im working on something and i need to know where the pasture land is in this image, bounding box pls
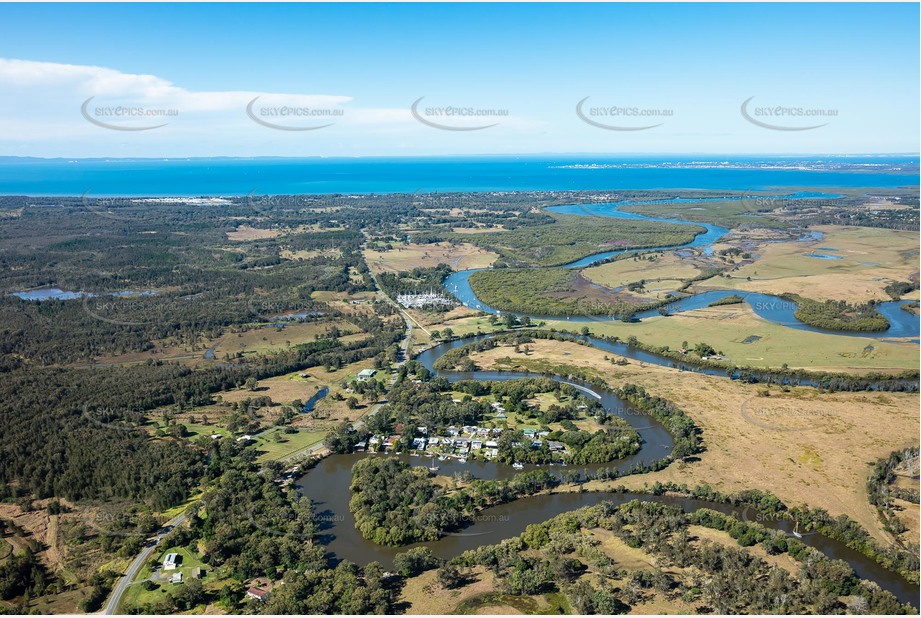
[466,338,919,543]
[365,242,498,274]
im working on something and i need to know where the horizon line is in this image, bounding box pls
[1,153,919,162]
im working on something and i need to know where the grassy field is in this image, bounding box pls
[120,545,218,613]
[399,566,500,615]
[702,225,920,303]
[544,302,918,373]
[583,252,703,290]
[188,357,390,439]
[465,338,920,543]
[209,320,363,360]
[451,213,706,267]
[618,198,787,228]
[412,309,506,337]
[249,427,326,462]
[365,242,498,274]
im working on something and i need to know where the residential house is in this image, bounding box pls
[163,553,181,571]
[246,587,269,602]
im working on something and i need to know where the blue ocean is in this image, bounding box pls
[0,155,917,196]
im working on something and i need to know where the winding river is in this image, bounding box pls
[294,196,919,605]
[296,336,920,605]
[442,199,920,340]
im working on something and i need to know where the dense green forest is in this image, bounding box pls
[0,317,401,506]
[349,457,563,546]
[786,294,890,332]
[111,451,397,614]
[707,294,744,307]
[450,213,705,267]
[467,266,722,320]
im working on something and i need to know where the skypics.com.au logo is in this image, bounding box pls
[576,96,672,131]
[740,96,837,131]
[411,97,508,131]
[81,97,178,131]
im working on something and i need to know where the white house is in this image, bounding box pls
[357,369,377,382]
[163,553,180,570]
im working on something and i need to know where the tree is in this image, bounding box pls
[346,397,360,410]
[393,547,440,577]
[169,579,206,611]
[436,563,466,589]
[245,377,259,391]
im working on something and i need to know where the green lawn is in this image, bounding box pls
[121,546,212,613]
[250,427,326,461]
[544,307,920,372]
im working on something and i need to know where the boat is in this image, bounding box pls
[428,457,439,472]
[792,521,803,538]
[512,462,524,470]
[437,455,447,462]
[458,457,467,463]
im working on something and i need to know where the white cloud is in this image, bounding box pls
[0,58,551,155]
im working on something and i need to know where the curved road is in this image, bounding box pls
[103,513,187,615]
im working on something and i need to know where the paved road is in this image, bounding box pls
[369,271,431,362]
[108,266,412,614]
[103,513,187,615]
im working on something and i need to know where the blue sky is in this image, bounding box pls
[0,2,917,157]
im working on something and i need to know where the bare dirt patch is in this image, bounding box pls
[0,500,66,574]
[225,225,282,241]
